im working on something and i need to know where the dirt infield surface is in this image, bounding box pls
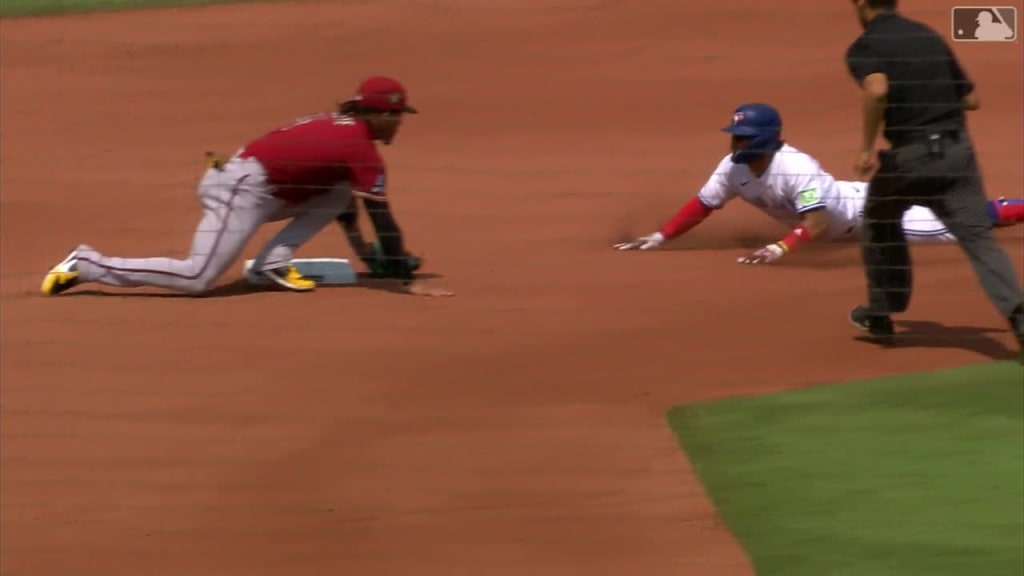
[1,1,1020,574]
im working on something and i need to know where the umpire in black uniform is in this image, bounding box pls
[843,0,1024,355]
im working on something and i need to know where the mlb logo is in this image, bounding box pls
[951,6,1017,42]
[732,112,744,124]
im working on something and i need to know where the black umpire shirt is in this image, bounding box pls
[845,11,974,147]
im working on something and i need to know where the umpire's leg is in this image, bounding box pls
[861,163,914,316]
[925,140,1024,321]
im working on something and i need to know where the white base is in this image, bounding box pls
[243,258,358,286]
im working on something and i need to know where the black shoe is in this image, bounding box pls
[849,305,895,339]
[1009,305,1024,356]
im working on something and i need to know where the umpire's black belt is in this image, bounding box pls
[890,129,963,149]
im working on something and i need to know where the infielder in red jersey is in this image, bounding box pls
[41,76,452,298]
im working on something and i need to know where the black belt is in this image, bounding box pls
[890,129,963,149]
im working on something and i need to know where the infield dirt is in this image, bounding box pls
[2,1,1021,574]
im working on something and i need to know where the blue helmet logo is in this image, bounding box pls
[721,103,784,165]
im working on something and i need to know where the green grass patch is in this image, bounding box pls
[0,0,278,18]
[668,361,1024,576]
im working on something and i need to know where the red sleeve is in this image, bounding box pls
[659,197,715,239]
[349,141,387,201]
[777,224,813,253]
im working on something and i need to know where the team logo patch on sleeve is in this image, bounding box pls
[372,173,387,195]
[798,187,821,205]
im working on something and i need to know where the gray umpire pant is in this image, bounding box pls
[861,130,1023,319]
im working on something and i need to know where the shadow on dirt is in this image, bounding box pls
[58,273,445,299]
[631,227,1022,271]
[855,320,1020,361]
[656,233,864,270]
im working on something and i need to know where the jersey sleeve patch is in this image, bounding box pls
[353,171,387,201]
[348,139,387,201]
[796,187,825,212]
[371,173,386,195]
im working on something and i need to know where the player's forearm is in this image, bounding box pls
[961,91,980,111]
[659,197,714,239]
[772,224,813,256]
[363,200,408,261]
[860,91,886,151]
[775,211,827,254]
[801,210,830,239]
[336,207,372,255]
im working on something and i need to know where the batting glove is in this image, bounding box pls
[737,242,786,265]
[614,232,665,251]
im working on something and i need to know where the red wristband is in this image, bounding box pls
[660,197,714,239]
[778,224,813,253]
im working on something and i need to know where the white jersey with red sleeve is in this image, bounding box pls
[696,144,862,240]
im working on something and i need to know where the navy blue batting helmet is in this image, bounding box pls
[720,103,784,165]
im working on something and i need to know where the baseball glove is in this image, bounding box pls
[360,241,423,278]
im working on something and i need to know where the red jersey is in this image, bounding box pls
[239,112,387,204]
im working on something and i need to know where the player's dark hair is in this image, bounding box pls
[337,101,361,115]
[337,101,401,117]
[865,0,896,9]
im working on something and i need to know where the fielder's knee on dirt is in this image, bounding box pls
[180,274,219,296]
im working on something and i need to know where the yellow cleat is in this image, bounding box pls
[40,249,81,296]
[260,265,316,292]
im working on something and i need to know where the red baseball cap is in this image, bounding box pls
[347,76,418,113]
